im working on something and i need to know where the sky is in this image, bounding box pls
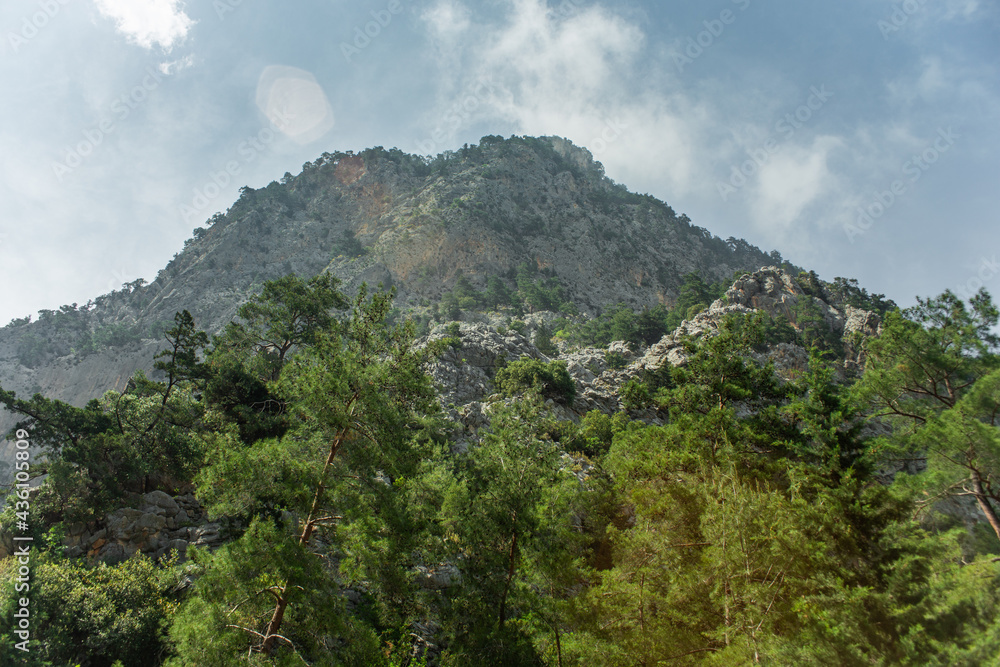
[0,0,998,323]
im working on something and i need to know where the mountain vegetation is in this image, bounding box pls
[0,137,789,428]
[0,136,997,665]
[1,265,999,665]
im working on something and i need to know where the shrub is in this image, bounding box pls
[494,358,575,405]
[535,324,557,356]
[0,553,176,666]
[604,350,628,370]
[620,378,652,409]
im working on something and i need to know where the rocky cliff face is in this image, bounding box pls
[0,489,221,562]
[0,136,792,470]
[421,267,881,441]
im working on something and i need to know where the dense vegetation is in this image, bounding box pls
[1,272,998,666]
[5,280,171,368]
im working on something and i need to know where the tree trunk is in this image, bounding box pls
[261,430,346,654]
[498,527,519,627]
[971,470,1000,542]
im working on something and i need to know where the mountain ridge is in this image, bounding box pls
[0,134,803,468]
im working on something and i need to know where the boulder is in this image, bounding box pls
[144,490,180,516]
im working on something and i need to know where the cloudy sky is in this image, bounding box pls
[1,0,997,323]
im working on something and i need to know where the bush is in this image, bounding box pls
[494,358,575,405]
[558,410,629,458]
[440,336,463,350]
[0,553,176,666]
[535,324,557,356]
[620,378,652,409]
[605,350,628,370]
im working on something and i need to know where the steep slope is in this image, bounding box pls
[424,267,883,438]
[0,135,792,470]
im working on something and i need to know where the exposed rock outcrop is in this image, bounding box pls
[55,491,219,563]
[420,267,881,438]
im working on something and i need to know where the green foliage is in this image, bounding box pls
[334,228,367,258]
[660,313,792,421]
[88,322,143,349]
[9,268,1000,667]
[434,399,590,665]
[860,289,1000,425]
[177,283,440,662]
[620,378,653,410]
[1,311,208,518]
[827,276,897,316]
[228,272,347,371]
[794,294,844,358]
[563,334,1000,666]
[433,267,576,318]
[557,410,629,458]
[756,311,799,349]
[167,521,388,666]
[554,273,731,350]
[782,350,870,478]
[494,357,575,405]
[482,276,515,309]
[16,331,48,367]
[515,264,569,312]
[0,552,177,666]
[201,273,347,444]
[604,349,628,370]
[534,323,558,356]
[857,289,1000,544]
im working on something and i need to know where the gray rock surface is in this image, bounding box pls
[0,138,785,480]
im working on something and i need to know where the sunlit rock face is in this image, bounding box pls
[0,136,796,477]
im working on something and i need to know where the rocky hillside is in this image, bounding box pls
[0,135,793,462]
[421,267,882,440]
[0,266,885,561]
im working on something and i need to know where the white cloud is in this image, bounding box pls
[413,0,716,193]
[159,53,196,75]
[422,0,472,42]
[749,136,843,231]
[93,0,194,50]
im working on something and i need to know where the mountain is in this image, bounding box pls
[8,137,1000,667]
[0,135,792,458]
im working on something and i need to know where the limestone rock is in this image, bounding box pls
[414,564,462,590]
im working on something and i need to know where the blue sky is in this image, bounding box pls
[1,0,997,323]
